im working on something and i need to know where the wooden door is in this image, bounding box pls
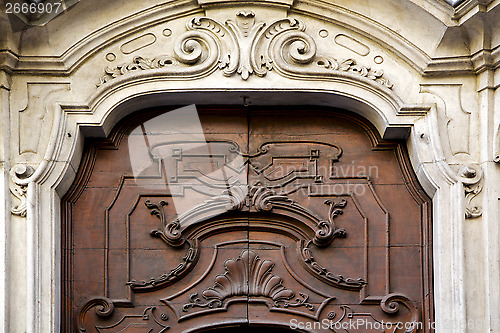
[63,107,433,332]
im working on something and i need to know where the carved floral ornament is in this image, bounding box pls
[97,11,393,88]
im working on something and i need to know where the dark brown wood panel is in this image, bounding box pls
[62,107,433,332]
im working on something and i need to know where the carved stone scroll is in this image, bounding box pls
[459,165,483,219]
[9,164,34,217]
[97,12,393,87]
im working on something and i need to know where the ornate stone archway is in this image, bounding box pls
[2,1,499,332]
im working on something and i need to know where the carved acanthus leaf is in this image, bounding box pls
[9,164,34,217]
[250,186,293,212]
[182,250,314,312]
[314,199,348,246]
[459,165,483,219]
[145,199,185,247]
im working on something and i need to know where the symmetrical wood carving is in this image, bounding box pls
[182,250,314,312]
[299,240,367,290]
[97,11,393,88]
[65,109,432,332]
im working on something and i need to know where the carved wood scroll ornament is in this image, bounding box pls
[9,164,34,217]
[77,299,169,333]
[97,11,393,88]
[141,186,348,249]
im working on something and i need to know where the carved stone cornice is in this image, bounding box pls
[452,0,498,23]
[97,11,393,88]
